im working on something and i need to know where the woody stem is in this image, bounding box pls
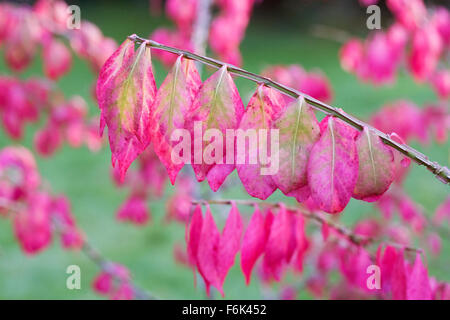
[191,198,423,255]
[128,34,450,185]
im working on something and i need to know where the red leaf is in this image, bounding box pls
[262,204,296,281]
[196,205,221,296]
[216,202,243,291]
[186,205,203,274]
[407,254,432,300]
[293,213,309,272]
[392,250,407,300]
[240,205,266,285]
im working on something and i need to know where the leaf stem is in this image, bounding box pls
[128,34,450,185]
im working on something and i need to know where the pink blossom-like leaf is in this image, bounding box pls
[272,97,320,201]
[42,38,72,80]
[216,202,243,292]
[307,116,359,213]
[193,203,243,296]
[407,254,432,300]
[13,192,52,255]
[196,205,221,296]
[262,204,296,281]
[240,205,266,285]
[187,66,244,191]
[433,196,450,225]
[293,213,309,272]
[96,39,156,181]
[392,250,407,300]
[151,56,201,184]
[389,132,411,183]
[236,85,284,200]
[186,204,203,274]
[353,127,395,201]
[116,194,150,225]
[376,245,399,294]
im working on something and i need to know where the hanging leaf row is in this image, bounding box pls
[97,39,401,214]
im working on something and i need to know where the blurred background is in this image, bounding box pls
[0,0,448,299]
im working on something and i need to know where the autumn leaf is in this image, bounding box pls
[262,204,296,281]
[272,97,320,202]
[307,116,359,213]
[151,56,201,184]
[353,127,395,201]
[96,39,157,181]
[237,85,285,200]
[187,66,244,191]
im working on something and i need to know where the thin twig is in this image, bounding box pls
[310,24,352,43]
[191,0,214,74]
[128,34,450,185]
[191,198,423,255]
[0,198,156,300]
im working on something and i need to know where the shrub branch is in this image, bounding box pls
[191,198,423,255]
[128,34,450,185]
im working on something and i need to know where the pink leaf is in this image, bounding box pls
[407,254,432,300]
[13,192,52,255]
[262,204,296,281]
[96,39,157,181]
[307,116,359,213]
[433,196,450,226]
[216,202,243,291]
[293,213,309,272]
[353,127,395,201]
[196,205,221,296]
[186,204,203,274]
[272,97,320,201]
[151,56,201,184]
[236,85,284,199]
[240,205,267,285]
[116,194,150,225]
[42,38,72,80]
[187,66,244,191]
[391,250,407,300]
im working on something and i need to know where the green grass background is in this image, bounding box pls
[0,0,448,299]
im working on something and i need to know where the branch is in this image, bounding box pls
[128,34,450,185]
[191,199,423,255]
[191,0,214,74]
[0,198,156,300]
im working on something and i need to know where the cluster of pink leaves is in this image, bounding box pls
[98,40,409,214]
[92,263,135,300]
[0,147,84,254]
[112,148,168,226]
[178,200,450,299]
[370,100,449,146]
[183,202,308,296]
[306,241,450,299]
[341,0,450,99]
[0,146,139,300]
[262,64,333,104]
[0,1,117,78]
[0,76,102,156]
[151,0,257,66]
